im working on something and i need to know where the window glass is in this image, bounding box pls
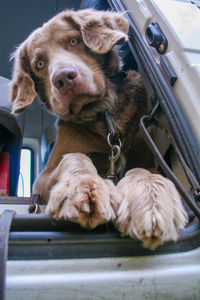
[17,148,32,197]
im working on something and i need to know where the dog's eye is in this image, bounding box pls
[37,60,45,69]
[69,38,78,46]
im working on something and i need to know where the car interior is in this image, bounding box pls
[0,0,200,262]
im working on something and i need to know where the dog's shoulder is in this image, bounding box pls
[111,70,148,134]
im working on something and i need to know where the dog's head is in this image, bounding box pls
[10,9,129,122]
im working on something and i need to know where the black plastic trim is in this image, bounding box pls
[160,55,178,86]
[146,22,168,54]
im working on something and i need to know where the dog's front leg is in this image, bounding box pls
[32,167,56,203]
[32,142,64,203]
[33,121,109,204]
[115,168,188,249]
[45,153,121,229]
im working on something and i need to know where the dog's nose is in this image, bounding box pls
[52,67,78,93]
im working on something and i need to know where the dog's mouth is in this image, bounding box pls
[50,82,106,119]
[50,91,104,120]
[69,100,99,117]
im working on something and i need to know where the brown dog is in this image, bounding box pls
[10,9,187,249]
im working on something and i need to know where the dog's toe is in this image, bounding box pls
[45,181,70,219]
[72,176,116,229]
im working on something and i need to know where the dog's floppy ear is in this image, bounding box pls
[10,43,36,114]
[65,9,129,53]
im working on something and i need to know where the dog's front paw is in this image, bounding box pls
[116,169,188,250]
[46,174,119,229]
